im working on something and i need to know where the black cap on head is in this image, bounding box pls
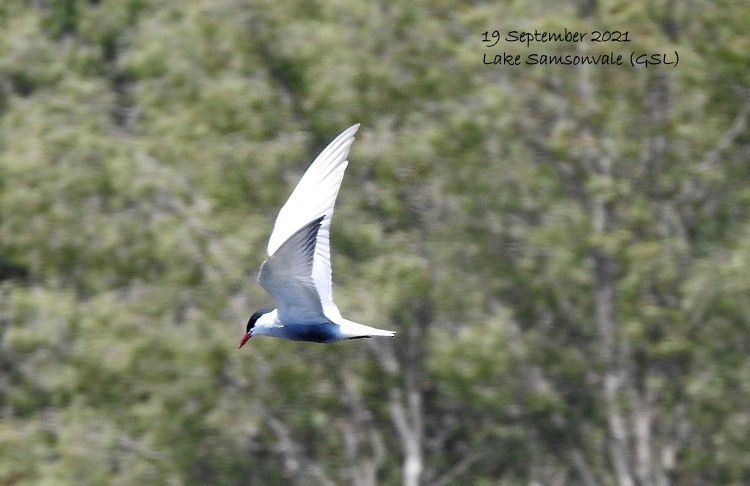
[246,308,274,333]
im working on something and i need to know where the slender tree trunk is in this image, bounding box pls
[336,370,386,486]
[388,292,430,486]
[591,223,634,486]
[575,53,637,485]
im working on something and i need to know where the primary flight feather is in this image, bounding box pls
[239,124,396,347]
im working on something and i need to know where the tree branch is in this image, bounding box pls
[698,94,750,171]
[265,415,337,486]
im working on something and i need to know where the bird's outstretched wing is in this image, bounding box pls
[259,216,327,322]
[263,124,359,321]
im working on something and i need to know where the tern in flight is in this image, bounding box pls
[239,124,395,347]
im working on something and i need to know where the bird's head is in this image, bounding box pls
[238,308,274,348]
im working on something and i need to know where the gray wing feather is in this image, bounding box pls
[258,216,326,322]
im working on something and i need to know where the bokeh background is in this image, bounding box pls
[1,1,749,485]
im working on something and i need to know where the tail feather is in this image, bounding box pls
[338,319,396,339]
[366,328,396,337]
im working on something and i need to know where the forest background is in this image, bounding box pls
[1,1,749,485]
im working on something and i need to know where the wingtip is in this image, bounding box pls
[345,123,360,136]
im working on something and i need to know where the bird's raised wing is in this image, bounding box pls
[258,216,326,322]
[264,124,359,320]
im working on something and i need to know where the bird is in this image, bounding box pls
[238,124,396,347]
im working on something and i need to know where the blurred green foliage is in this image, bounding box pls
[1,0,749,484]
